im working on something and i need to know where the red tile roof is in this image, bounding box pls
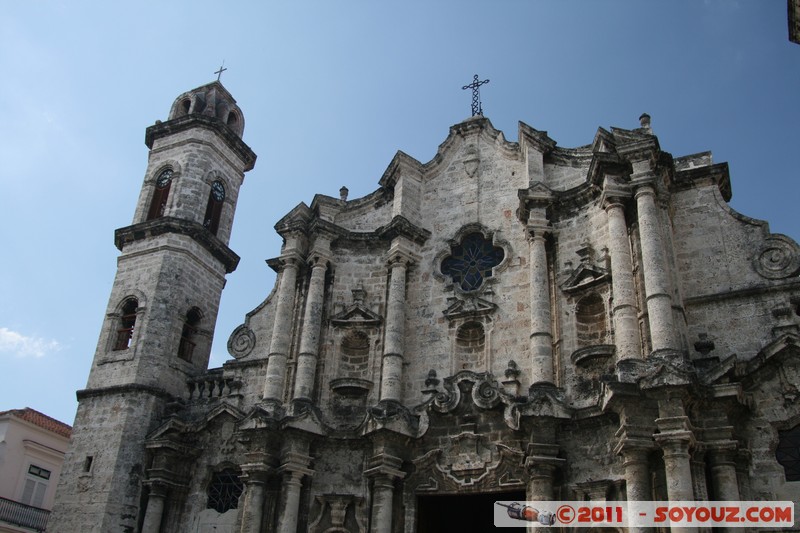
[0,408,72,439]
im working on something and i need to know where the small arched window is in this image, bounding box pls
[113,298,138,351]
[203,180,225,235]
[146,169,173,221]
[181,98,191,115]
[207,468,243,513]
[177,308,202,362]
[226,112,238,127]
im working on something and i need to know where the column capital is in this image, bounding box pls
[526,224,552,241]
[705,440,738,466]
[631,172,658,197]
[387,248,417,267]
[143,479,170,498]
[266,252,305,272]
[654,430,695,457]
[307,253,332,269]
[240,462,273,485]
[600,175,632,210]
[364,453,406,481]
[524,443,565,477]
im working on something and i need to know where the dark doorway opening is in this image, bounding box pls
[416,490,526,533]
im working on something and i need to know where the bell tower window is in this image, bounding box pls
[177,307,202,362]
[113,298,138,351]
[146,169,173,221]
[203,180,225,235]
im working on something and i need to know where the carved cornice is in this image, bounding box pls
[673,162,731,202]
[145,114,257,171]
[115,217,240,273]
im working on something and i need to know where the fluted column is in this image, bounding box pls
[141,482,168,533]
[239,465,271,533]
[634,182,677,353]
[603,198,642,360]
[528,230,554,383]
[364,454,405,533]
[263,256,301,402]
[379,253,410,403]
[293,255,329,403]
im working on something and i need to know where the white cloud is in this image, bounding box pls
[0,327,61,358]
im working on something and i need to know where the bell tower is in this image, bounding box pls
[51,82,256,533]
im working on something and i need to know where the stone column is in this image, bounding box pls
[524,443,564,501]
[633,181,677,354]
[275,453,313,533]
[379,252,411,403]
[141,482,168,533]
[528,229,554,384]
[364,454,405,533]
[263,256,301,402]
[239,466,271,533]
[293,255,329,403]
[655,417,696,533]
[603,196,642,360]
[708,444,740,501]
[621,447,652,533]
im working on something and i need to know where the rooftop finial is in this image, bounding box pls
[639,113,651,131]
[339,186,349,201]
[462,74,490,117]
[214,60,227,82]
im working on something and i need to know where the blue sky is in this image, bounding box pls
[1,1,798,426]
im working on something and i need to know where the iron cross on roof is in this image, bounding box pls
[214,61,227,81]
[462,74,490,116]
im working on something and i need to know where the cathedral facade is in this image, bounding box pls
[51,82,800,532]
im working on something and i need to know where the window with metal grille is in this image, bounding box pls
[113,298,138,351]
[776,424,800,481]
[206,469,243,513]
[441,233,504,292]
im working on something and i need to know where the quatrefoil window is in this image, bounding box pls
[441,233,504,291]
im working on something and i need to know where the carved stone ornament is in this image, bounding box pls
[227,324,256,359]
[408,442,526,492]
[753,234,800,280]
[308,494,367,533]
[463,146,480,178]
